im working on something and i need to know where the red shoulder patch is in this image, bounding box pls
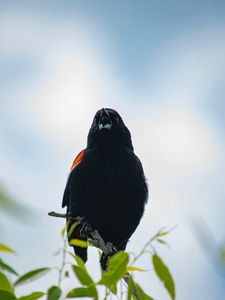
[70,150,85,172]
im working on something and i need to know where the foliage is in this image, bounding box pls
[0,226,176,300]
[0,187,30,220]
[152,254,175,300]
[0,185,176,299]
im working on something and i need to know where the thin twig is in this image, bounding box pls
[48,211,140,300]
[131,236,153,265]
[58,236,67,287]
[48,211,76,219]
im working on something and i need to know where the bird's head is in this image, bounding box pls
[87,108,133,151]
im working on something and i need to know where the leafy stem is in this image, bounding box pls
[58,235,67,287]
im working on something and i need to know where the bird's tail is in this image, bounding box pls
[73,246,88,263]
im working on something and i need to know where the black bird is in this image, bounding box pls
[62,108,148,269]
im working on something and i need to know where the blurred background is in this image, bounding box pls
[1,0,225,299]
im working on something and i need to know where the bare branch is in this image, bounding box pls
[48,211,75,219]
[48,211,140,299]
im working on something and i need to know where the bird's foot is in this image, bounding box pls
[105,242,117,255]
[78,217,93,239]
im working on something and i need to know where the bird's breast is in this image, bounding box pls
[84,151,136,183]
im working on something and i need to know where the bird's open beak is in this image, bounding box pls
[98,108,112,130]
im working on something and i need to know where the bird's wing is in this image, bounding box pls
[134,154,148,203]
[70,149,85,172]
[134,154,145,174]
[62,149,85,208]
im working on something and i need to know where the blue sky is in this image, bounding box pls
[1,1,225,299]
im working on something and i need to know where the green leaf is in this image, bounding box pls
[17,292,45,300]
[71,261,96,298]
[98,251,129,292]
[219,246,225,264]
[14,268,51,287]
[0,258,19,276]
[47,286,62,300]
[151,226,177,242]
[69,239,88,248]
[69,252,89,271]
[67,222,79,239]
[152,254,175,300]
[0,244,16,254]
[72,265,94,286]
[136,284,154,300]
[127,278,154,300]
[74,255,85,269]
[127,276,135,300]
[156,239,170,248]
[0,187,32,222]
[61,225,68,237]
[0,271,13,292]
[126,266,145,272]
[66,287,97,298]
[0,290,16,300]
[69,255,86,272]
[156,231,170,237]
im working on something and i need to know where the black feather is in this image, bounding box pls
[62,108,148,268]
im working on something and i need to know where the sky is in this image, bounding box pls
[1,1,225,299]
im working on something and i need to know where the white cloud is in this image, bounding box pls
[0,11,124,152]
[1,10,225,300]
[146,22,225,106]
[129,24,225,299]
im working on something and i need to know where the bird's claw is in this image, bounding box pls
[79,217,93,238]
[105,242,117,255]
